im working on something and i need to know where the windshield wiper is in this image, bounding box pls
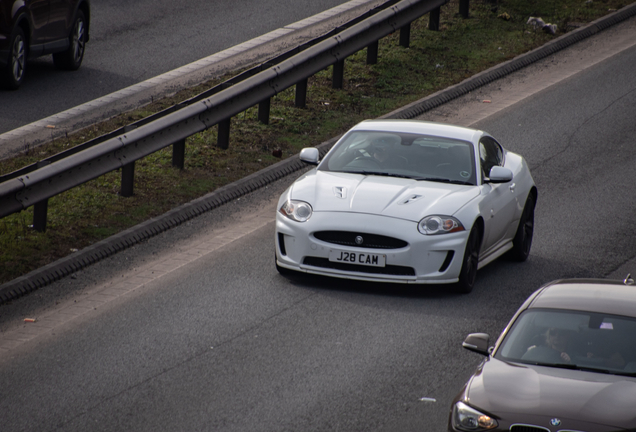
[414,177,473,185]
[524,361,626,375]
[609,371,636,377]
[350,171,474,184]
[526,361,578,370]
[358,171,414,179]
[571,365,612,374]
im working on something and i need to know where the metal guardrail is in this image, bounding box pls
[0,0,454,231]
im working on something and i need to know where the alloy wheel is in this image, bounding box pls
[11,34,25,83]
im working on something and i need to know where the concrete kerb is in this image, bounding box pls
[2,3,636,305]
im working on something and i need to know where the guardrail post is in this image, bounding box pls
[121,161,135,197]
[172,139,185,169]
[429,7,441,31]
[332,60,344,89]
[459,0,469,18]
[31,160,51,232]
[258,98,271,124]
[218,119,230,150]
[295,78,308,108]
[367,41,378,65]
[33,199,48,232]
[399,23,411,48]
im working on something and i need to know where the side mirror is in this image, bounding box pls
[462,333,491,356]
[300,148,320,165]
[488,166,513,183]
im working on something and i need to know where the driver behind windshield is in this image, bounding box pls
[370,137,405,169]
[522,327,626,368]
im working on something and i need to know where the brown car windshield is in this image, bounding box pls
[495,308,636,376]
[318,131,477,186]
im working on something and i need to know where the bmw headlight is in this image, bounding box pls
[279,200,313,222]
[418,215,464,235]
[451,401,498,431]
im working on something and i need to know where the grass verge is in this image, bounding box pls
[0,0,629,285]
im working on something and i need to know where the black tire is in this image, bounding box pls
[1,26,26,90]
[508,194,535,262]
[53,10,86,70]
[455,224,481,294]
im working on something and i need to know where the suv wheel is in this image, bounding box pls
[1,27,26,90]
[53,10,86,70]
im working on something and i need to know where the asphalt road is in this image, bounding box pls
[1,14,636,432]
[0,0,376,135]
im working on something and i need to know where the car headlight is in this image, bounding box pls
[418,215,465,235]
[279,200,313,222]
[451,401,498,431]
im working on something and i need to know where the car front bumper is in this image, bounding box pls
[275,211,469,284]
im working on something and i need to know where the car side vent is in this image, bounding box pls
[438,251,454,272]
[510,425,550,432]
[278,233,287,256]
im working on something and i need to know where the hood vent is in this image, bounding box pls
[399,194,423,205]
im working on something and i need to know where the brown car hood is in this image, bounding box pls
[466,358,636,429]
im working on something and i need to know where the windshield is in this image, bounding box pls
[319,131,477,185]
[495,308,636,376]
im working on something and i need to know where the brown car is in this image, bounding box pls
[0,0,90,90]
[449,278,636,432]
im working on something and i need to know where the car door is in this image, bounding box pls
[46,0,73,43]
[26,0,51,49]
[478,137,518,254]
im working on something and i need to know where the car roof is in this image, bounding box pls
[350,119,483,143]
[529,278,636,317]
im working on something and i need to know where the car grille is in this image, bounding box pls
[313,231,408,249]
[510,425,550,432]
[303,257,415,276]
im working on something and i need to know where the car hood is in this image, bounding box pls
[289,170,480,221]
[466,358,636,429]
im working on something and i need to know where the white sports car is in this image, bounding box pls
[275,120,536,293]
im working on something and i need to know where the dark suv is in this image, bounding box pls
[0,0,90,90]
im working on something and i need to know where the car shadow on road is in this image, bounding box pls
[275,253,592,303]
[277,269,473,300]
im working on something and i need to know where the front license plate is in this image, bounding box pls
[328,250,386,267]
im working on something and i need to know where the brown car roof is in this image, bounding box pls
[529,278,636,317]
